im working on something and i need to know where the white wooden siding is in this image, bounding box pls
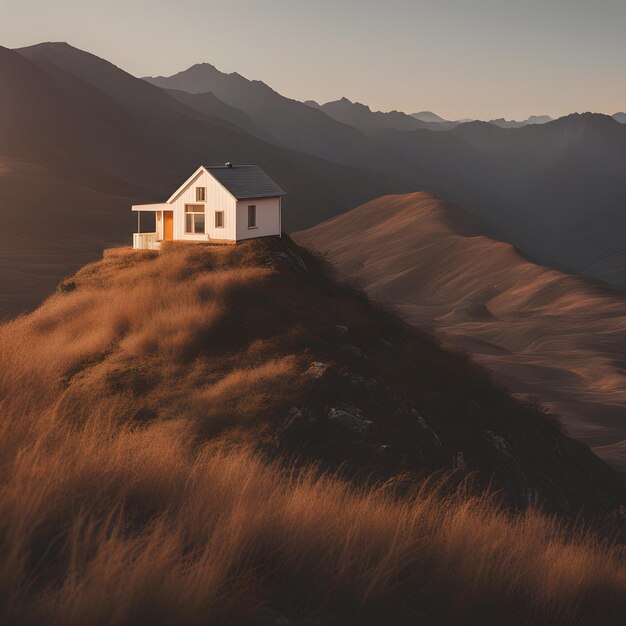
[235,197,281,241]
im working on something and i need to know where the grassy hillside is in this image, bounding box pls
[0,237,624,625]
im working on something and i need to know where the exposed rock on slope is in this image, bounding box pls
[295,192,626,471]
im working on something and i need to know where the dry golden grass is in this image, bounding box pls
[0,401,624,626]
[0,241,624,625]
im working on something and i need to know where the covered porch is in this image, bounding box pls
[131,203,171,250]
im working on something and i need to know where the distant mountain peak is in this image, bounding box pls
[411,111,449,123]
[142,61,281,99]
[488,115,553,128]
[526,115,553,124]
[331,97,372,112]
[553,111,619,128]
[189,61,219,71]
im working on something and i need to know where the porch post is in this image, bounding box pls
[137,211,141,234]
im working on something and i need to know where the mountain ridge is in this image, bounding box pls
[313,97,445,133]
[295,192,626,470]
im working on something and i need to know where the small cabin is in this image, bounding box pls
[132,163,285,249]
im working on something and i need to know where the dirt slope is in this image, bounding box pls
[295,193,626,470]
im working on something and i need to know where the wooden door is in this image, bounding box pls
[163,211,174,241]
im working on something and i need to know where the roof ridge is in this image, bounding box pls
[203,164,286,199]
[205,163,256,168]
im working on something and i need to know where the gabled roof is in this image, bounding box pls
[167,164,285,203]
[205,164,285,200]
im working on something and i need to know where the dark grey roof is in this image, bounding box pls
[205,164,285,199]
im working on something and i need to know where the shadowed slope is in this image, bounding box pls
[295,193,626,470]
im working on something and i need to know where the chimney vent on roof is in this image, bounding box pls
[225,162,233,168]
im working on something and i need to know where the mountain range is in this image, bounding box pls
[145,63,626,289]
[2,40,626,321]
[306,98,456,133]
[488,115,553,128]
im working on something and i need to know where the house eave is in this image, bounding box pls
[132,203,170,212]
[233,193,285,201]
[166,166,208,203]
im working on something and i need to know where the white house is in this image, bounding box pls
[132,163,285,249]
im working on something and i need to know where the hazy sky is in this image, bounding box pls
[2,0,625,120]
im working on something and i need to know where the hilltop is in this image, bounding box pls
[0,237,625,625]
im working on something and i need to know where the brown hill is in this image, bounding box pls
[295,193,626,470]
[0,237,624,624]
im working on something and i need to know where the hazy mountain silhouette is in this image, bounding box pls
[488,115,553,128]
[411,110,451,123]
[163,88,266,137]
[296,192,626,470]
[1,43,405,318]
[311,97,456,134]
[314,98,429,131]
[143,63,417,179]
[613,112,626,123]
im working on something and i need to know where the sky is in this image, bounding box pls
[2,0,625,120]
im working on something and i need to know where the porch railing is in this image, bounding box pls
[133,232,161,250]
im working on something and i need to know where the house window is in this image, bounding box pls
[196,187,206,201]
[248,205,257,228]
[185,204,205,234]
[215,211,224,228]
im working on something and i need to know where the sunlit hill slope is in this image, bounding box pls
[295,192,626,470]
